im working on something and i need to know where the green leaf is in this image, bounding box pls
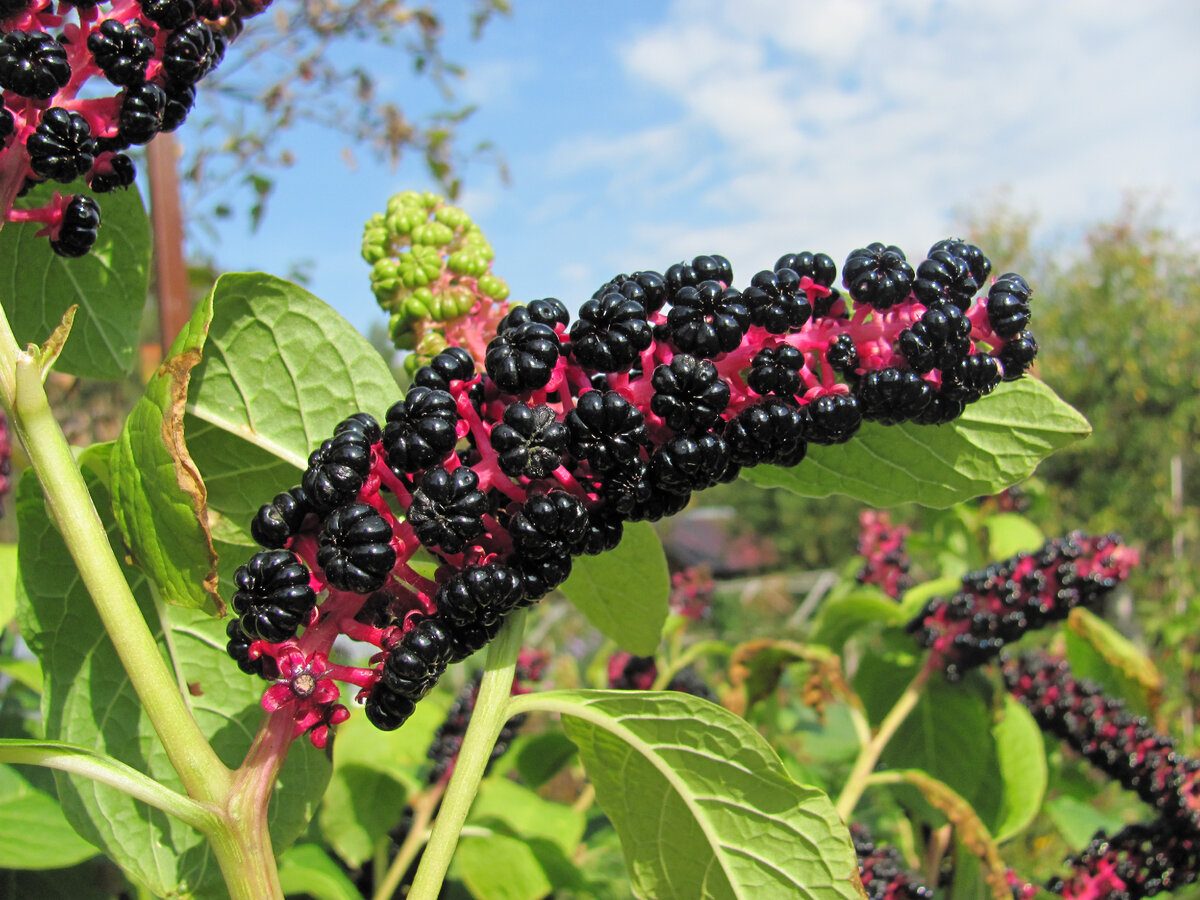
[0,182,151,379]
[743,380,1090,507]
[110,294,220,614]
[14,458,330,899]
[278,844,363,900]
[516,689,861,900]
[811,589,907,651]
[457,832,555,900]
[0,543,16,625]
[1065,608,1162,716]
[1044,796,1126,848]
[982,513,1045,560]
[0,762,97,869]
[0,857,118,900]
[470,777,585,856]
[514,730,578,789]
[559,522,669,656]
[990,696,1046,842]
[185,274,400,540]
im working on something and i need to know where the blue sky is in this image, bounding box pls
[194,0,1200,339]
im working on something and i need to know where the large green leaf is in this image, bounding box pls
[0,182,151,379]
[14,452,329,899]
[278,844,362,900]
[990,696,1046,842]
[743,380,1090,507]
[810,589,908,652]
[513,689,862,900]
[559,522,670,656]
[0,762,97,870]
[110,291,220,614]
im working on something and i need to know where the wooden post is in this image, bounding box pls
[146,132,191,361]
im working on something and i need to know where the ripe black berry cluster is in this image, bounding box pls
[907,533,1137,680]
[0,0,269,255]
[1047,819,1200,900]
[424,650,545,785]
[1004,653,1200,833]
[227,239,1042,743]
[850,824,933,900]
[855,509,913,600]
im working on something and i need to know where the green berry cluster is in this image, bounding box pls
[361,191,510,360]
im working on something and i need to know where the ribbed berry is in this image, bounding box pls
[225,618,268,677]
[27,108,96,183]
[988,273,1033,338]
[510,489,590,560]
[651,430,731,494]
[928,238,991,286]
[485,321,560,392]
[913,391,966,426]
[414,346,476,390]
[943,353,1002,403]
[406,465,488,554]
[232,549,316,644]
[998,331,1038,379]
[842,243,915,310]
[598,458,653,518]
[317,502,396,593]
[382,386,458,474]
[434,563,523,627]
[775,251,837,287]
[511,551,573,602]
[118,83,168,145]
[500,298,569,330]
[250,486,312,549]
[593,271,668,313]
[650,354,730,431]
[742,268,812,333]
[746,344,803,397]
[665,280,750,358]
[140,0,196,29]
[825,333,859,373]
[364,684,416,732]
[163,20,221,86]
[334,411,381,445]
[445,614,505,662]
[580,509,623,555]
[90,153,136,193]
[916,303,973,369]
[725,400,806,467]
[569,291,652,372]
[50,195,101,258]
[0,31,70,99]
[379,615,451,702]
[913,246,979,310]
[857,369,933,424]
[160,81,195,132]
[804,393,861,444]
[566,390,647,474]
[489,401,567,480]
[302,427,373,512]
[87,19,155,87]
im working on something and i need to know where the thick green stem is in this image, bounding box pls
[407,610,528,900]
[834,662,932,821]
[0,315,231,806]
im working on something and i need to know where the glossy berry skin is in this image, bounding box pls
[160,82,196,132]
[406,465,488,555]
[775,250,837,287]
[378,615,452,705]
[90,153,136,193]
[746,344,803,397]
[163,20,222,86]
[250,486,312,549]
[742,268,812,333]
[943,353,1002,403]
[511,551,573,601]
[303,427,373,512]
[651,430,731,494]
[593,271,668,313]
[988,273,1033,338]
[569,291,652,373]
[50,195,101,258]
[118,83,168,144]
[500,298,569,330]
[490,402,568,479]
[825,333,859,373]
[857,369,933,424]
[804,393,862,444]
[0,31,70,99]
[485,321,560,392]
[383,386,458,474]
[27,108,96,183]
[434,563,523,627]
[414,346,476,391]
[87,19,155,87]
[509,490,590,559]
[364,685,416,731]
[725,400,806,467]
[999,330,1038,379]
[566,390,647,474]
[913,247,979,310]
[928,238,991,286]
[317,502,396,593]
[581,510,623,555]
[666,280,750,358]
[140,0,197,29]
[232,549,316,644]
[842,243,914,310]
[651,354,730,432]
[225,618,268,677]
[334,411,381,445]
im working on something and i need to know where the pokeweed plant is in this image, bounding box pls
[0,12,1120,893]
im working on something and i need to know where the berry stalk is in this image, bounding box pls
[405,608,528,900]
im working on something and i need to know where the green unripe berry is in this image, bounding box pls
[387,313,417,349]
[412,221,455,247]
[477,274,509,301]
[398,245,444,288]
[447,250,488,277]
[434,205,471,229]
